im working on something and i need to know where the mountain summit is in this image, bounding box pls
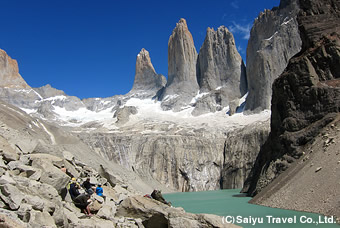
[130,48,166,96]
[158,18,199,111]
[0,49,30,89]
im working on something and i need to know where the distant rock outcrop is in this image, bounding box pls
[243,0,340,196]
[130,48,166,97]
[158,18,199,111]
[0,49,30,89]
[194,26,247,115]
[245,0,302,112]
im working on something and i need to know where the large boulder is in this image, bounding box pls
[116,195,240,228]
[30,154,70,194]
[0,208,27,228]
[0,184,25,210]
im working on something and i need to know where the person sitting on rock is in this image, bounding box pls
[96,184,103,196]
[151,189,171,206]
[82,177,95,195]
[73,193,92,216]
[69,178,81,200]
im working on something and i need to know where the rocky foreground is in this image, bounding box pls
[0,101,239,227]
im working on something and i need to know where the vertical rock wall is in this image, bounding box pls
[245,0,302,112]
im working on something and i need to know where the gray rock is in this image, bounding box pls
[7,161,41,180]
[30,154,70,194]
[243,0,340,196]
[245,0,302,112]
[0,184,25,210]
[16,203,33,222]
[0,156,6,169]
[158,18,199,111]
[116,195,239,228]
[129,48,166,97]
[197,25,247,100]
[221,122,270,189]
[0,49,30,89]
[113,106,138,125]
[0,137,19,162]
[0,208,28,228]
[0,173,16,185]
[97,204,117,221]
[28,210,57,228]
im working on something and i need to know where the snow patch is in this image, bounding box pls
[190,92,209,104]
[265,31,278,41]
[282,18,293,26]
[163,94,179,102]
[37,120,56,145]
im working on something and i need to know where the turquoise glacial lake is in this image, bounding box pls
[164,189,339,228]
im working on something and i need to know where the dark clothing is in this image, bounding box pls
[82,180,94,191]
[151,190,169,205]
[69,183,80,200]
[73,194,90,210]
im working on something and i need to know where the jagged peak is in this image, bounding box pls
[0,48,30,89]
[135,48,155,74]
[170,18,194,44]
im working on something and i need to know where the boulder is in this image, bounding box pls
[12,175,60,202]
[97,203,117,221]
[0,208,27,228]
[0,173,15,185]
[0,184,25,210]
[75,217,116,228]
[0,156,7,169]
[7,161,41,180]
[116,195,239,228]
[0,137,19,162]
[30,154,70,194]
[16,203,33,223]
[28,210,56,228]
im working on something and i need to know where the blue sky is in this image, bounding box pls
[0,0,280,99]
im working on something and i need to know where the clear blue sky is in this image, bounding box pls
[0,0,280,99]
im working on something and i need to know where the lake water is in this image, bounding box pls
[164,189,339,228]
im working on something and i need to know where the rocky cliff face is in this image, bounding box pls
[197,26,247,95]
[75,118,270,192]
[193,26,247,115]
[158,18,199,111]
[0,49,30,89]
[243,0,340,196]
[245,0,302,112]
[221,122,269,189]
[129,48,166,98]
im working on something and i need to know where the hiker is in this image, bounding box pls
[151,189,171,206]
[73,193,92,216]
[60,165,67,173]
[95,184,103,196]
[82,177,95,195]
[69,178,80,200]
